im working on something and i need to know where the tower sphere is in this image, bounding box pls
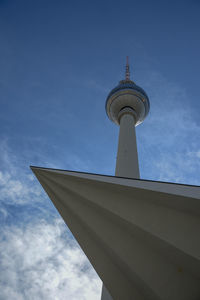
[105,61,150,126]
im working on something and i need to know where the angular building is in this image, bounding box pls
[31,59,200,300]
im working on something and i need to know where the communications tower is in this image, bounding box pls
[31,59,200,300]
[106,56,149,178]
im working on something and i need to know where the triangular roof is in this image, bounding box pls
[31,166,200,300]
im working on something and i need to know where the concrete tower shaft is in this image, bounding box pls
[115,112,140,178]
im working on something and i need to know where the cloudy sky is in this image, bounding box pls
[0,0,200,299]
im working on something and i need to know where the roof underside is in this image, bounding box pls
[31,166,200,300]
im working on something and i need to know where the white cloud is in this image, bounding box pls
[0,140,101,299]
[137,70,200,185]
[83,79,109,93]
[0,218,101,300]
[0,170,42,205]
[154,151,200,184]
[0,140,44,205]
[187,150,200,159]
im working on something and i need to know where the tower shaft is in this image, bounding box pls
[115,113,140,179]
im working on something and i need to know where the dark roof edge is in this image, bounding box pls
[30,165,200,188]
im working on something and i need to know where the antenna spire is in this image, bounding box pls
[125,56,130,81]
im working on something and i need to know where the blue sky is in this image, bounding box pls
[0,0,200,299]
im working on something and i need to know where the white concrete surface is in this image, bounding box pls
[32,166,200,300]
[115,113,140,179]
